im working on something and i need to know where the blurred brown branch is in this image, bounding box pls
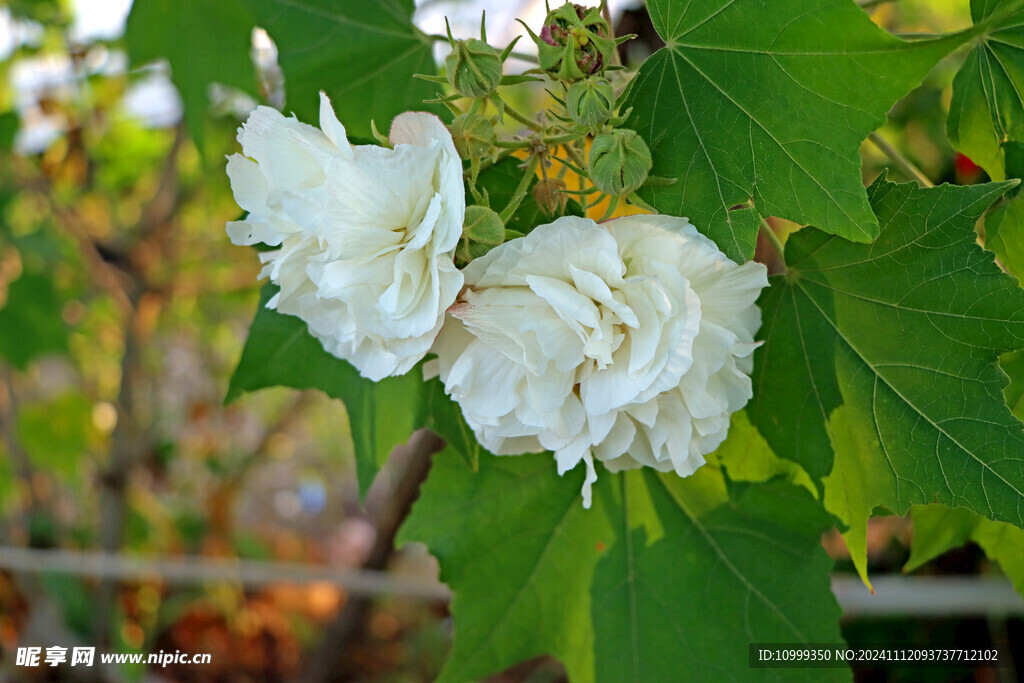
[87,124,184,648]
[0,369,43,546]
[226,391,317,490]
[302,429,445,683]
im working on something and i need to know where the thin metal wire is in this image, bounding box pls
[3,547,1024,616]
[0,547,450,601]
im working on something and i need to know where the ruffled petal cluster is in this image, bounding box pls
[431,215,768,506]
[226,98,769,505]
[226,94,464,380]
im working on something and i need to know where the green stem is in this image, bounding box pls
[559,186,601,196]
[494,132,585,150]
[868,132,934,188]
[545,132,585,146]
[508,51,540,64]
[468,154,487,206]
[601,1,624,69]
[563,142,586,171]
[425,33,539,64]
[499,155,540,223]
[597,195,620,222]
[494,139,531,149]
[503,101,543,132]
[582,193,607,212]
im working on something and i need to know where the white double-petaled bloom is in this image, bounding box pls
[431,215,768,506]
[226,93,465,381]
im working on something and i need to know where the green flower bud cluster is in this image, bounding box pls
[566,77,615,133]
[588,129,652,196]
[435,14,522,101]
[446,38,503,99]
[457,205,506,263]
[421,4,662,232]
[449,112,495,161]
[525,3,618,82]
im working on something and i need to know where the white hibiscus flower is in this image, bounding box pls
[226,93,465,380]
[430,214,768,506]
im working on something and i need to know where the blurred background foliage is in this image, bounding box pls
[0,0,1021,681]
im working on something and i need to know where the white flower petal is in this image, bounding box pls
[433,213,769,505]
[226,99,465,379]
[318,91,352,156]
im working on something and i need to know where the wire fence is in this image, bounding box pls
[0,547,450,601]
[3,546,1024,617]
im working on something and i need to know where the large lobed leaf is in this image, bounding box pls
[401,451,845,682]
[126,0,258,148]
[421,378,480,471]
[127,1,441,145]
[242,0,441,139]
[986,187,1024,282]
[622,0,968,261]
[947,0,1024,179]
[907,503,1024,598]
[0,272,69,370]
[399,450,611,683]
[591,472,845,683]
[227,285,423,497]
[750,176,1024,579]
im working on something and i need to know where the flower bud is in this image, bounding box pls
[533,177,568,216]
[446,38,503,99]
[458,205,506,263]
[566,77,615,133]
[449,113,495,160]
[531,3,616,82]
[588,129,652,196]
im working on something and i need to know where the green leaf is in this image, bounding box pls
[42,575,96,639]
[0,111,18,152]
[986,191,1024,281]
[402,451,844,682]
[243,0,441,140]
[821,403,877,589]
[751,177,1024,576]
[706,411,814,494]
[1001,349,1024,419]
[907,504,1024,596]
[422,378,480,471]
[18,393,97,481]
[593,473,845,683]
[399,450,612,683]
[0,272,69,370]
[0,453,14,509]
[622,0,966,261]
[972,515,1024,595]
[947,0,1024,179]
[227,285,423,496]
[126,0,257,149]
[904,503,980,573]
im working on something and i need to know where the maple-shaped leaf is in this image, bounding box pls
[750,176,1024,580]
[401,452,845,682]
[622,0,972,261]
[948,0,1024,179]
